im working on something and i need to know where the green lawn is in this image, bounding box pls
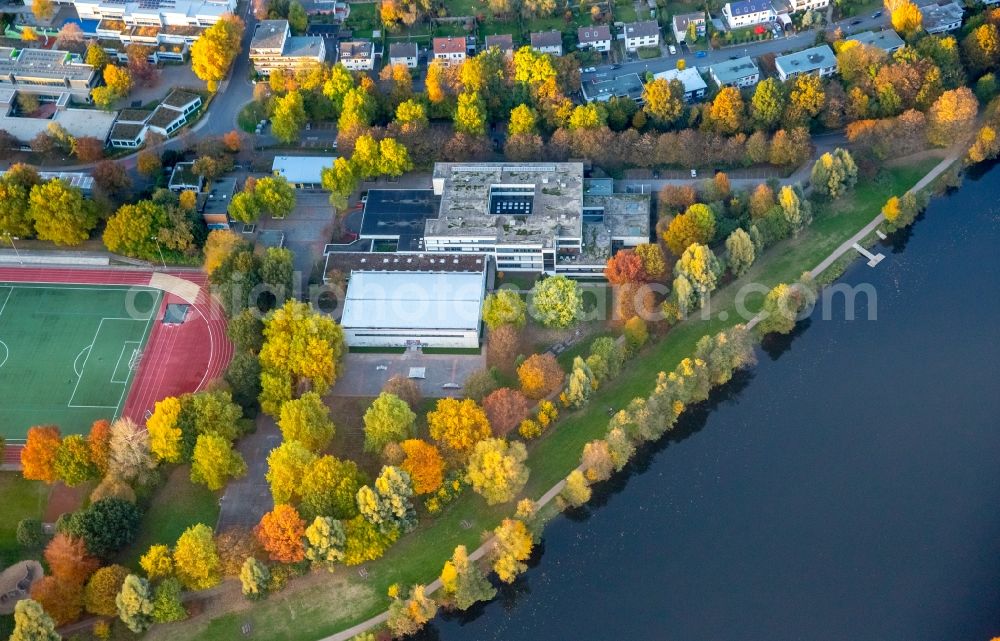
[119,466,219,569]
[0,473,48,567]
[160,158,942,641]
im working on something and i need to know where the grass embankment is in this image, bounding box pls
[158,158,940,641]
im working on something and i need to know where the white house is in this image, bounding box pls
[774,44,836,81]
[145,89,201,137]
[432,37,466,66]
[388,42,418,68]
[623,20,660,51]
[577,25,612,52]
[530,30,563,55]
[249,20,326,77]
[919,1,964,34]
[722,0,776,29]
[338,41,374,70]
[653,67,707,101]
[672,12,706,44]
[787,0,829,12]
[709,56,760,88]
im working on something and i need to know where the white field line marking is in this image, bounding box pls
[111,341,141,384]
[114,289,162,420]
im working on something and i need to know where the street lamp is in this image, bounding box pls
[150,236,166,270]
[3,233,22,266]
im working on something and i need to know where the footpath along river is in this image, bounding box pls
[420,162,1000,641]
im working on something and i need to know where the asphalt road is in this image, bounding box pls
[581,13,890,83]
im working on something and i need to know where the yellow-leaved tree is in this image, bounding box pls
[426,398,491,458]
[190,14,244,91]
[491,518,533,583]
[172,524,221,590]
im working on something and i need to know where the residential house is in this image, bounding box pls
[249,19,326,77]
[577,25,612,52]
[919,1,963,34]
[530,30,563,55]
[432,36,466,66]
[388,42,418,68]
[671,12,706,44]
[787,0,829,11]
[623,20,660,51]
[653,67,707,101]
[708,56,760,88]
[722,0,776,29]
[846,29,905,53]
[774,44,836,81]
[338,40,374,70]
[484,34,515,58]
[581,72,645,103]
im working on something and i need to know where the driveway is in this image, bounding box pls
[331,349,486,398]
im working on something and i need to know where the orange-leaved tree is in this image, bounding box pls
[21,425,62,483]
[482,388,531,437]
[516,353,565,400]
[400,439,445,495]
[255,504,306,563]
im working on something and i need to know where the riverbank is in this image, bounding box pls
[149,152,949,641]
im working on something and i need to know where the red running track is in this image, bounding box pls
[0,267,233,466]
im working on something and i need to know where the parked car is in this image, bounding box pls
[872,10,882,17]
[690,169,697,178]
[668,44,677,55]
[850,19,861,25]
[611,63,622,69]
[584,66,597,73]
[695,50,707,58]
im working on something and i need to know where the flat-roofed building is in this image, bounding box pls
[146,88,201,136]
[75,0,235,52]
[0,88,116,144]
[774,44,836,80]
[338,40,374,70]
[484,34,515,58]
[432,36,466,66]
[168,161,203,192]
[271,155,337,188]
[199,176,237,229]
[340,269,488,348]
[388,42,418,67]
[722,0,775,29]
[530,30,562,55]
[846,29,905,53]
[672,11,706,44]
[427,162,649,275]
[577,24,612,52]
[653,67,708,101]
[787,0,828,11]
[919,1,963,33]
[250,19,326,76]
[623,20,660,51]
[358,189,439,252]
[109,120,147,147]
[0,47,98,101]
[709,56,760,88]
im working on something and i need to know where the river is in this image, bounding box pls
[420,162,1000,641]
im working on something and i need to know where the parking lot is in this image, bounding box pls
[331,349,485,398]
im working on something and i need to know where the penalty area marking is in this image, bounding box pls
[0,339,8,369]
[111,341,141,384]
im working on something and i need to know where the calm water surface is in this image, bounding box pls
[422,163,1000,641]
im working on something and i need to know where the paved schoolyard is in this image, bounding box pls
[216,415,281,532]
[258,191,338,286]
[331,350,485,398]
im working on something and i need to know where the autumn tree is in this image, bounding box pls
[890,0,922,34]
[21,425,61,483]
[530,275,583,328]
[382,375,421,408]
[399,439,445,495]
[151,577,186,623]
[278,391,335,452]
[29,179,97,246]
[30,577,83,625]
[439,544,496,610]
[726,228,756,276]
[239,557,270,600]
[778,185,811,234]
[114,574,155,633]
[272,89,307,143]
[173,524,221,590]
[191,433,247,491]
[0,164,41,238]
[604,248,646,285]
[10,599,60,641]
[255,504,306,563]
[517,352,564,399]
[54,435,97,486]
[663,203,716,257]
[300,455,367,520]
[455,91,487,136]
[386,585,438,637]
[137,149,162,177]
[482,289,528,329]
[259,300,345,415]
[266,439,317,504]
[356,466,417,533]
[465,438,529,505]
[751,77,786,130]
[356,392,415,454]
[427,397,492,457]
[492,518,533,583]
[927,87,978,147]
[482,388,531,436]
[509,103,539,135]
[642,78,684,126]
[564,356,597,408]
[810,148,858,198]
[191,14,244,91]
[303,516,346,569]
[709,86,746,135]
[560,469,592,507]
[44,533,99,586]
[674,243,723,311]
[139,545,174,581]
[882,191,921,230]
[84,565,129,616]
[107,418,156,485]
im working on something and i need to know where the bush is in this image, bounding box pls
[16,518,45,548]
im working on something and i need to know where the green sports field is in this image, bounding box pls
[0,283,162,439]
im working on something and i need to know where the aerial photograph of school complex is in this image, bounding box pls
[0,0,998,637]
